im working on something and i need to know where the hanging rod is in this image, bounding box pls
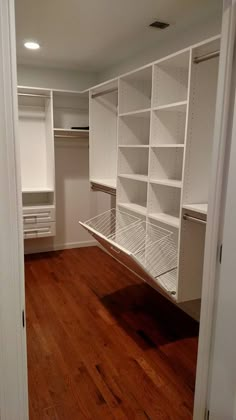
[18,93,50,98]
[91,182,116,196]
[54,134,88,139]
[183,214,206,225]
[194,50,220,64]
[91,87,118,99]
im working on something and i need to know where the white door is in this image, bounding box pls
[207,52,236,420]
[0,0,28,419]
[194,0,236,419]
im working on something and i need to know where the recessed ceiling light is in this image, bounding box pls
[24,41,40,50]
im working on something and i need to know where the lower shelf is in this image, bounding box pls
[79,209,178,299]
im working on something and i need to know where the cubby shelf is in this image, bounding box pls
[22,188,54,193]
[148,212,180,228]
[119,145,149,149]
[150,179,182,188]
[119,174,148,182]
[119,108,151,117]
[153,101,187,112]
[183,203,208,215]
[118,202,147,216]
[151,144,184,148]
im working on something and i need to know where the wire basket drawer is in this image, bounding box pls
[80,208,141,240]
[80,211,178,297]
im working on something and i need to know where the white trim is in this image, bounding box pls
[0,0,28,419]
[193,1,236,419]
[24,240,97,255]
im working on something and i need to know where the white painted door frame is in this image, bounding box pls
[0,0,29,419]
[194,0,236,418]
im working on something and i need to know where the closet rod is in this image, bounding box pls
[54,134,88,139]
[183,214,206,225]
[91,184,116,196]
[18,93,50,98]
[91,87,118,99]
[194,50,220,64]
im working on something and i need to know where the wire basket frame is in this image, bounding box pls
[80,211,178,294]
[81,209,141,239]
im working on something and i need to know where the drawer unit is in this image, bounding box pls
[23,206,55,225]
[23,222,56,239]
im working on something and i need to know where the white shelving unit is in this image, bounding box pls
[18,86,90,240]
[18,87,56,239]
[81,35,220,302]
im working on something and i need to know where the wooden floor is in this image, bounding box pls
[25,246,199,420]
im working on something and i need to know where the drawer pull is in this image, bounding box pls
[23,213,49,219]
[110,246,120,254]
[24,227,50,234]
[183,214,206,225]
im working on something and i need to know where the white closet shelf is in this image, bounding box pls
[119,145,149,149]
[22,188,54,193]
[118,174,148,182]
[150,179,183,188]
[54,128,89,138]
[119,108,151,117]
[183,203,208,215]
[151,144,185,148]
[90,178,117,189]
[148,212,180,228]
[118,202,147,216]
[153,101,187,112]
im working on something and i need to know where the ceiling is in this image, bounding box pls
[15,0,222,72]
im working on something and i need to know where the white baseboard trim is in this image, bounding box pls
[24,240,97,255]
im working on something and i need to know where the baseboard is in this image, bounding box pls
[24,240,97,255]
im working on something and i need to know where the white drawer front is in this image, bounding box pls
[24,222,56,239]
[23,206,55,225]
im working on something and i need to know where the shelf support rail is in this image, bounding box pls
[194,50,220,64]
[91,87,118,99]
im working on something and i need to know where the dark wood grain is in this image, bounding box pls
[25,246,199,419]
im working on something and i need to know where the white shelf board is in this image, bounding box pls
[150,179,183,188]
[54,128,89,138]
[119,145,149,149]
[22,188,54,193]
[151,144,184,148]
[119,108,151,118]
[183,203,208,215]
[118,174,148,182]
[148,212,180,228]
[118,202,147,216]
[152,101,187,112]
[90,178,117,189]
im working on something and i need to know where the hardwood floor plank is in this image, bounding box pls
[25,247,198,419]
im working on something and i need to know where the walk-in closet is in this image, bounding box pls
[13,0,226,418]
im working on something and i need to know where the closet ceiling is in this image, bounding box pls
[16,0,222,71]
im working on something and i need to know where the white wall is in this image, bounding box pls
[24,140,112,254]
[97,12,221,82]
[17,64,98,91]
